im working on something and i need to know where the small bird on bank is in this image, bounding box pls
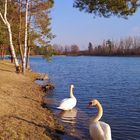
[88,99,112,140]
[57,84,77,111]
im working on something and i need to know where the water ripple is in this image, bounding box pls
[31,56,140,140]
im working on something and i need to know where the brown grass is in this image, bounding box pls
[0,60,64,140]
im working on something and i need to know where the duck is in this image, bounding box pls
[88,99,112,140]
[57,84,77,110]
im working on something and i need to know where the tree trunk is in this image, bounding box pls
[18,0,24,66]
[7,22,20,68]
[0,0,20,73]
[26,4,32,70]
[0,45,2,60]
[1,45,6,60]
[22,0,29,74]
[26,46,30,69]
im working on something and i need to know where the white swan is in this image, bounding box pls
[88,99,112,140]
[57,84,77,110]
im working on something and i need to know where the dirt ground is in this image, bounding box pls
[0,60,64,140]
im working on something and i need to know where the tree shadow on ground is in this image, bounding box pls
[0,68,13,73]
[10,115,80,140]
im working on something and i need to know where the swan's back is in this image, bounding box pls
[89,122,104,140]
[89,121,112,140]
[100,121,112,140]
[57,97,77,110]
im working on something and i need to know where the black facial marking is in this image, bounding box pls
[89,101,92,105]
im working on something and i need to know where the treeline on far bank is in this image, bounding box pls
[1,36,140,59]
[52,36,140,56]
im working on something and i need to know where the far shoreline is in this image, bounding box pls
[29,54,140,57]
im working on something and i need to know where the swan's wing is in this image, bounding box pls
[57,98,77,110]
[61,98,69,103]
[89,122,104,140]
[100,121,112,140]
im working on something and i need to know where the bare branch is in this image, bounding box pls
[0,12,6,24]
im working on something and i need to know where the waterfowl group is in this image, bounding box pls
[57,84,112,140]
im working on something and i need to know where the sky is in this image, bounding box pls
[50,0,140,50]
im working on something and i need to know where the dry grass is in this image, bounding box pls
[0,60,64,140]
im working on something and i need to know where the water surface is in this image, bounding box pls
[30,56,140,140]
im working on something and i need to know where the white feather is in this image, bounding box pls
[89,121,112,140]
[57,84,77,111]
[89,99,112,140]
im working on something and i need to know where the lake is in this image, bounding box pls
[30,56,140,140]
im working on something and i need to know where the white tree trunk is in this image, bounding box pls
[23,0,29,74]
[0,0,20,72]
[7,22,19,67]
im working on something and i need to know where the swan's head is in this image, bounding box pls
[88,99,98,107]
[70,84,74,89]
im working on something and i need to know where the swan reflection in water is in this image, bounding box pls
[58,108,89,139]
[58,108,82,138]
[59,108,78,124]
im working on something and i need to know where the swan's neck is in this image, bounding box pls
[70,87,74,98]
[90,102,103,123]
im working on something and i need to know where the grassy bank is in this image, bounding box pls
[0,60,64,140]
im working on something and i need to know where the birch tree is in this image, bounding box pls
[0,0,54,73]
[25,0,54,67]
[18,0,24,66]
[22,0,29,74]
[0,0,20,72]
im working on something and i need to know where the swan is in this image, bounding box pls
[88,99,112,140]
[57,84,77,110]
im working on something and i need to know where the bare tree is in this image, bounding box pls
[71,44,80,55]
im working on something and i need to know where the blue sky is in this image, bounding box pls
[51,0,140,49]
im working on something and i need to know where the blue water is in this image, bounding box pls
[30,56,140,140]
